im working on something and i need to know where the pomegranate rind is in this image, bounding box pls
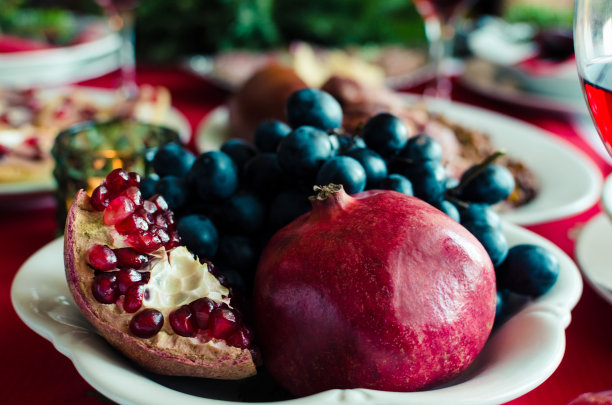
[254,188,496,396]
[64,190,256,379]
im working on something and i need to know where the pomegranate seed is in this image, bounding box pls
[115,213,149,235]
[121,186,142,206]
[114,248,150,270]
[126,231,163,253]
[117,268,144,295]
[103,196,135,225]
[134,207,154,224]
[166,230,181,249]
[154,212,168,228]
[92,272,119,304]
[130,309,164,338]
[123,284,145,313]
[226,327,251,349]
[90,185,110,211]
[169,305,198,337]
[149,194,168,211]
[141,272,151,284]
[143,200,158,214]
[164,212,176,230]
[152,227,170,244]
[127,172,141,188]
[208,307,239,339]
[105,168,130,194]
[189,298,220,330]
[87,245,117,271]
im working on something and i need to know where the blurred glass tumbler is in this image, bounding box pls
[52,118,180,227]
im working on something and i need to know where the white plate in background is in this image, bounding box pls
[11,221,582,405]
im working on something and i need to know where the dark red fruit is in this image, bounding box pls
[123,284,145,313]
[189,297,219,330]
[90,185,110,211]
[126,231,163,253]
[121,186,143,206]
[226,327,252,349]
[134,207,154,225]
[103,196,135,225]
[114,248,150,269]
[105,168,130,194]
[209,307,239,339]
[117,268,144,295]
[154,212,168,228]
[149,194,168,211]
[129,309,164,338]
[169,305,198,337]
[164,212,176,229]
[87,245,117,271]
[127,172,141,188]
[115,214,149,235]
[92,272,119,304]
[166,231,181,249]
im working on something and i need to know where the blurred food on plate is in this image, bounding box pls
[0,85,170,184]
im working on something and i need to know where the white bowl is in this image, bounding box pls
[11,220,582,405]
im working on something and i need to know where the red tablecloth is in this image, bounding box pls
[3,66,612,405]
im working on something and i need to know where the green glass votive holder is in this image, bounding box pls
[52,118,181,229]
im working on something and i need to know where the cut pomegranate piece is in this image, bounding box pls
[115,213,149,235]
[129,309,164,338]
[121,186,143,206]
[103,196,135,225]
[105,168,130,194]
[117,268,144,295]
[149,194,168,211]
[209,307,239,339]
[87,245,117,271]
[226,327,252,349]
[169,305,198,337]
[123,284,145,313]
[92,272,119,304]
[127,172,141,188]
[114,248,150,270]
[126,231,163,253]
[90,185,110,211]
[189,297,219,330]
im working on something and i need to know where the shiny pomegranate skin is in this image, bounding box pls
[254,186,496,397]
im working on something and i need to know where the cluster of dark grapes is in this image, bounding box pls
[142,88,560,322]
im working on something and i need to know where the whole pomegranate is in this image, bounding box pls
[254,184,496,396]
[64,169,257,379]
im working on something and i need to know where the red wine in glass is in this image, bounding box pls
[581,58,612,155]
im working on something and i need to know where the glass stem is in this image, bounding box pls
[424,17,455,99]
[116,10,138,100]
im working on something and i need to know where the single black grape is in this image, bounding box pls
[376,174,413,195]
[176,214,219,259]
[362,113,408,158]
[277,126,334,181]
[152,142,195,178]
[286,88,343,131]
[316,156,366,195]
[187,151,238,201]
[254,120,292,153]
[457,164,515,205]
[216,190,266,234]
[346,148,388,189]
[154,176,188,210]
[496,244,560,297]
[432,200,460,222]
[400,134,443,163]
[462,223,509,267]
[400,159,446,203]
[140,173,159,200]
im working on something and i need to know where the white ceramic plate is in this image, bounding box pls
[0,86,191,197]
[197,96,603,226]
[460,59,587,115]
[0,19,122,89]
[11,221,582,405]
[575,213,612,305]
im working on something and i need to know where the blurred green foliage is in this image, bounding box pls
[503,4,573,29]
[134,0,427,61]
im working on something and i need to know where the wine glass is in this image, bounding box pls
[412,0,474,99]
[574,0,612,157]
[96,0,140,100]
